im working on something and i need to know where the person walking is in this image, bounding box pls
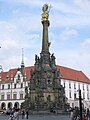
[86,108,89,120]
[89,111,90,120]
[21,109,25,119]
[25,110,29,119]
[82,114,87,120]
[70,109,74,120]
[14,109,19,120]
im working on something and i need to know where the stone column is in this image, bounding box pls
[42,20,50,53]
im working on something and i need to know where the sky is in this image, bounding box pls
[0,0,90,78]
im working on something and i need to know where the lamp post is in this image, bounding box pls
[79,89,82,120]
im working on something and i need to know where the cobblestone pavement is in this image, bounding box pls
[0,114,70,120]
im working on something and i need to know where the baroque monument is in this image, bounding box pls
[22,4,69,112]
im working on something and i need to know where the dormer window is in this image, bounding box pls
[18,74,20,80]
[6,75,9,80]
[23,73,26,80]
[0,76,1,81]
[11,77,13,80]
[25,73,26,79]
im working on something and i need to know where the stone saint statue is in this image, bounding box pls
[25,86,28,98]
[51,53,56,65]
[41,4,49,21]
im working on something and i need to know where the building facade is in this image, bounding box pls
[0,65,90,110]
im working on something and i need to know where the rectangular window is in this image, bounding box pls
[8,84,10,89]
[64,82,65,88]
[20,94,23,99]
[74,93,76,99]
[2,85,4,90]
[7,94,10,100]
[83,92,85,99]
[69,82,71,89]
[1,95,4,100]
[14,84,16,89]
[78,83,80,89]
[69,91,71,98]
[83,84,84,90]
[87,85,89,91]
[87,93,89,100]
[74,83,76,89]
[13,94,17,99]
[21,83,23,88]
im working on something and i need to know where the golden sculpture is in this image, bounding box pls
[41,4,49,21]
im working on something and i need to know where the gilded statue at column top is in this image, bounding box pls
[41,4,49,21]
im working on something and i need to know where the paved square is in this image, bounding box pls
[0,114,70,120]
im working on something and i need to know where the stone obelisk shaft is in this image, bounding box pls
[42,20,49,53]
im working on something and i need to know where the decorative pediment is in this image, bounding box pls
[14,70,23,83]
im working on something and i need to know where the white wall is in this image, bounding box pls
[61,78,90,108]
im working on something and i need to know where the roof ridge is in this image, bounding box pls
[57,65,82,72]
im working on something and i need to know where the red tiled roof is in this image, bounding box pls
[57,65,90,83]
[0,66,34,82]
[21,66,34,79]
[0,65,90,83]
[0,72,8,81]
[0,68,17,83]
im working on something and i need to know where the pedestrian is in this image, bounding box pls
[82,114,86,120]
[70,109,74,120]
[88,110,90,120]
[25,110,29,119]
[86,108,89,120]
[14,109,19,120]
[21,109,25,119]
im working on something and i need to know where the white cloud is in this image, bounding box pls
[60,27,78,40]
[0,21,18,49]
[51,12,90,29]
[82,38,90,47]
[81,37,90,54]
[2,0,44,8]
[0,21,16,33]
[74,0,90,13]
[0,19,40,71]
